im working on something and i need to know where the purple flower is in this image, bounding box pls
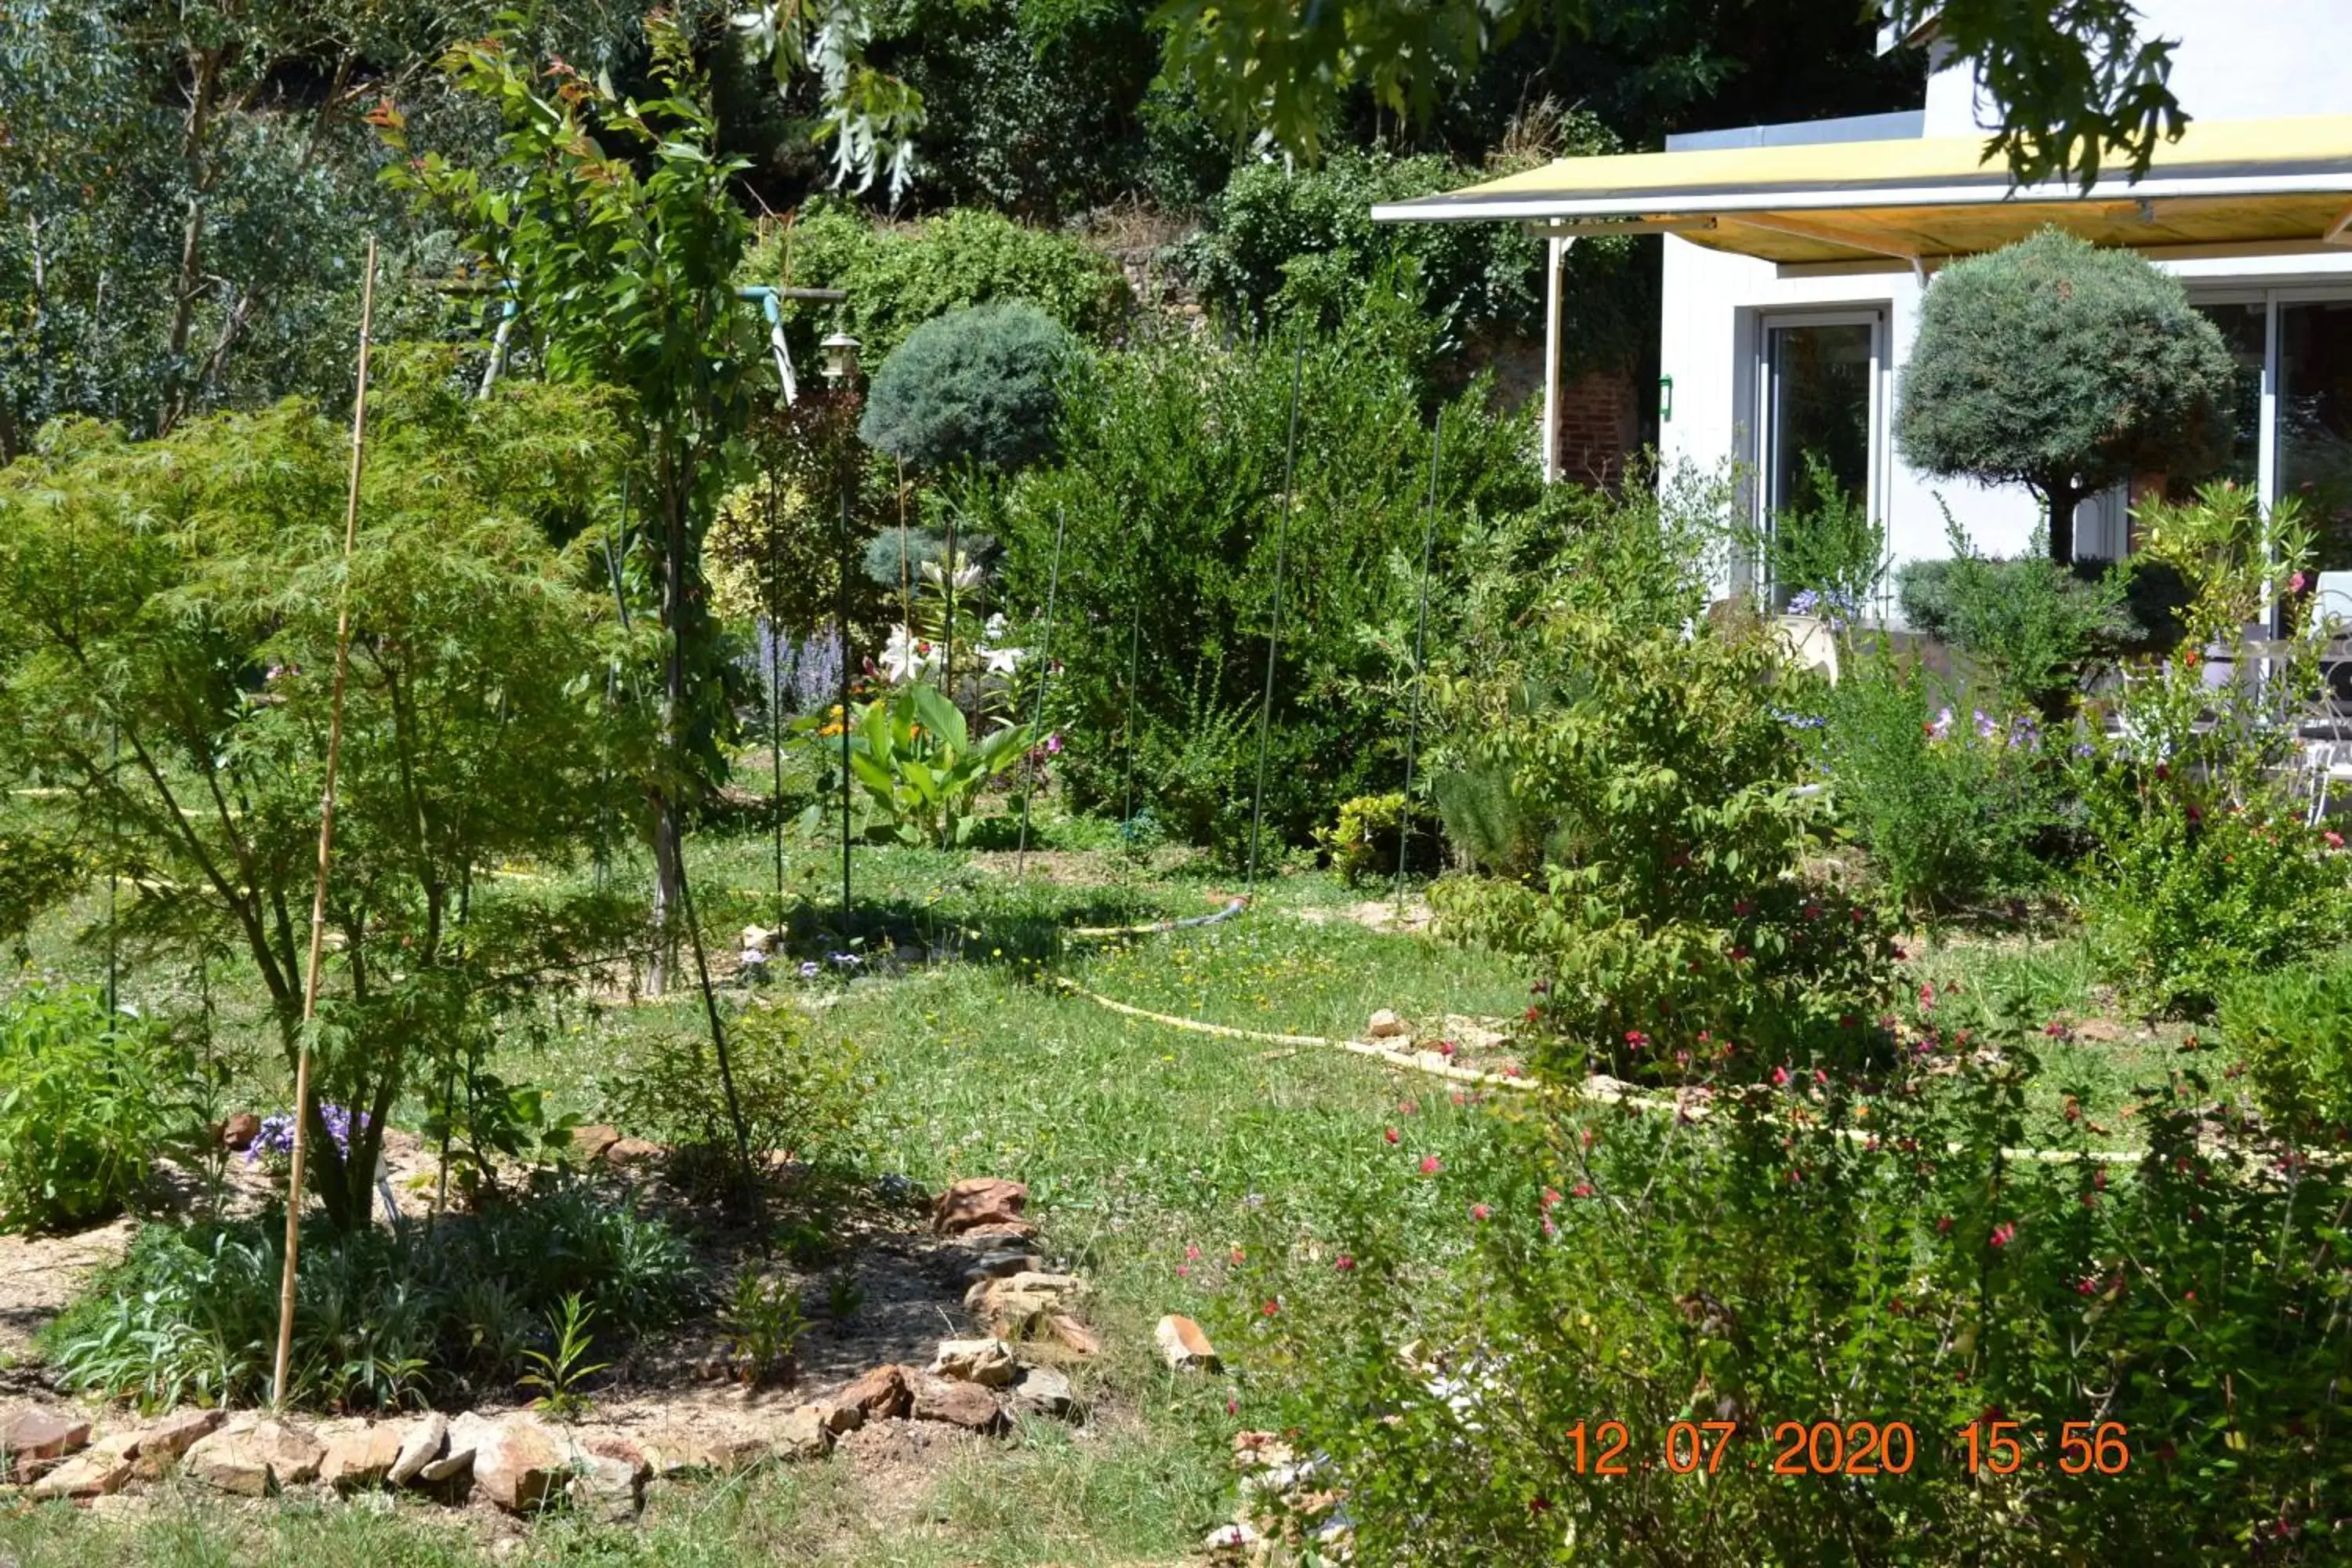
[797,960,822,980]
[1044,733,1064,756]
[245,1104,368,1164]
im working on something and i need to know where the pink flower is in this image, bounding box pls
[1541,1187,1563,1208]
[1813,1069,1828,1085]
[1399,1100,1418,1116]
[1470,1203,1491,1222]
[2326,831,2345,851]
[1384,1127,1400,1145]
[1571,1182,1594,1199]
[1186,1245,1201,1261]
[2291,571,2309,593]
[1541,1217,1558,1236]
[1624,1029,1649,1048]
[1436,1040,1457,1058]
[1419,1156,1443,1175]
[1175,1265,1189,1277]
[1990,1222,2016,1249]
[1335,1254,1356,1272]
[1770,1065,1791,1087]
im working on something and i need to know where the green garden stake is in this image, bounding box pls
[838,417,855,942]
[1396,412,1443,913]
[1015,506,1068,876]
[1245,346,1305,902]
[1119,601,1142,847]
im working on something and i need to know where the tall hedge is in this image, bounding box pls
[994,287,1544,854]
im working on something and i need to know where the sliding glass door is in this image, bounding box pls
[1756,312,1884,604]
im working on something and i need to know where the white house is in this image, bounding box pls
[1375,1,2352,619]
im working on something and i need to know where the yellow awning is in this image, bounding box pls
[1370,115,2352,264]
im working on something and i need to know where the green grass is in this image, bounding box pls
[0,822,2261,1563]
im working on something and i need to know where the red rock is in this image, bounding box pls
[933,1177,1028,1236]
[473,1414,566,1513]
[319,1422,406,1490]
[912,1377,1005,1433]
[131,1408,222,1479]
[571,1124,622,1161]
[221,1112,263,1151]
[837,1364,912,1420]
[30,1441,134,1501]
[1155,1314,1220,1372]
[2,1408,92,1480]
[1047,1314,1102,1357]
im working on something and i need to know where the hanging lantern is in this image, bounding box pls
[820,332,862,387]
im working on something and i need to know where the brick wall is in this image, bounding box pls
[1552,367,1640,488]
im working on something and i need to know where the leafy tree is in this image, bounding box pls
[1174,132,1643,370]
[1152,0,2183,190]
[751,199,1131,368]
[1897,229,2237,565]
[0,0,645,451]
[860,302,1071,474]
[0,364,651,1230]
[386,20,764,980]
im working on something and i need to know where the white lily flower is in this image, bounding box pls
[878,624,940,685]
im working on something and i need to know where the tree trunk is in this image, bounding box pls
[2046,485,2082,567]
[650,447,691,994]
[158,47,221,437]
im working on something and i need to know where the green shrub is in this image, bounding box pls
[2081,794,2350,1018]
[2077,484,2347,1015]
[1895,527,2132,717]
[1897,227,2238,564]
[45,1180,700,1411]
[753,200,1131,368]
[1228,1032,2352,1563]
[860,301,1073,475]
[1815,649,2064,913]
[0,986,193,1234]
[602,1004,873,1199]
[1425,477,1898,1080]
[997,281,1543,853]
[1173,137,1643,368]
[2220,956,2352,1135]
[1316,793,1439,886]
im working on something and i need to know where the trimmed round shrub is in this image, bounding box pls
[858,300,1071,474]
[1897,227,2238,564]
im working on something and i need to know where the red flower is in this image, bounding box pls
[1936,1214,1953,1234]
[1524,1006,1541,1022]
[1419,1156,1443,1175]
[1186,1245,1201,1261]
[1384,1127,1400,1145]
[1813,1069,1828,1085]
[1541,1187,1563,1208]
[1770,1065,1791,1087]
[1262,1299,1279,1316]
[1733,899,1754,916]
[1335,1254,1356,1272]
[1231,1247,1245,1264]
[1436,1040,1457,1057]
[1471,1203,1491,1222]
[1624,1029,1650,1048]
[1989,1222,2016,1249]
[1571,1182,1595,1199]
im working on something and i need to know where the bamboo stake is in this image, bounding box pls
[272,238,377,1408]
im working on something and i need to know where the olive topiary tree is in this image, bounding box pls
[859,300,1073,475]
[1897,228,2238,565]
